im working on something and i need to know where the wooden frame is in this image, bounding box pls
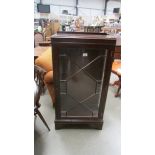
[51,32,116,129]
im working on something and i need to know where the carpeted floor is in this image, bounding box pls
[34,73,121,155]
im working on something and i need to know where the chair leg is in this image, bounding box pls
[115,85,121,97]
[110,75,121,97]
[36,109,50,131]
[110,80,120,86]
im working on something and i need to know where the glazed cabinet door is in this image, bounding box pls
[58,47,108,118]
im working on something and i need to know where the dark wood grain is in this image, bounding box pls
[51,32,116,129]
[56,31,121,59]
[39,41,51,46]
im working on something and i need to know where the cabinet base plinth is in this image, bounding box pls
[55,120,103,130]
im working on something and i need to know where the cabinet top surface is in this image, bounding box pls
[52,32,117,41]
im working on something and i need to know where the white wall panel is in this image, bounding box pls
[107,0,121,15]
[50,5,60,15]
[34,0,40,13]
[34,0,40,3]
[91,9,104,16]
[78,8,91,16]
[78,0,105,9]
[35,0,121,17]
[59,6,76,14]
[50,6,76,15]
[42,0,75,6]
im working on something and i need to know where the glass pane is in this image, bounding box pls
[59,48,107,117]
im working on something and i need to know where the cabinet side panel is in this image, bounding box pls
[98,50,113,119]
[52,46,61,119]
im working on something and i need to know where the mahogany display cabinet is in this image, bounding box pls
[51,32,116,129]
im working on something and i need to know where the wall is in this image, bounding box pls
[78,0,104,10]
[42,0,75,6]
[42,0,76,15]
[34,0,121,16]
[107,0,121,15]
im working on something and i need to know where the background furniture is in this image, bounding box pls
[35,47,55,105]
[39,41,51,46]
[111,60,121,97]
[44,21,60,41]
[114,36,121,59]
[34,46,49,60]
[111,36,121,96]
[84,26,103,33]
[101,27,121,34]
[34,65,50,131]
[51,32,116,129]
[34,32,44,47]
